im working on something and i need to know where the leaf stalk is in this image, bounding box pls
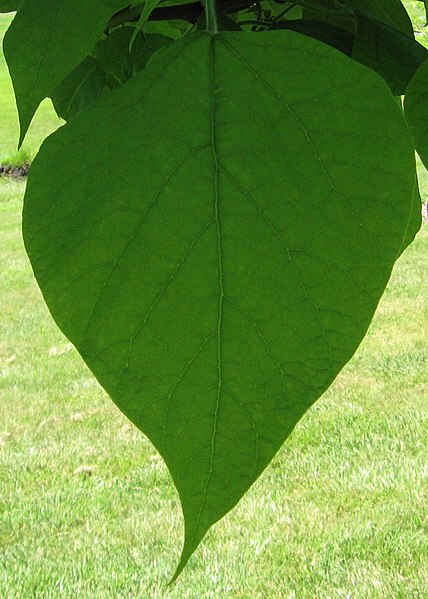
[206,0,220,34]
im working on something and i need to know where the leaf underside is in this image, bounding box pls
[23,31,418,577]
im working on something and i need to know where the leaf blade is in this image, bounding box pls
[23,30,418,576]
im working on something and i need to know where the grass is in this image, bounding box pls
[1,4,428,597]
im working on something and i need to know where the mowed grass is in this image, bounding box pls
[1,4,428,598]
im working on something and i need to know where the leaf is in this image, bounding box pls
[95,27,172,86]
[51,57,108,121]
[3,0,129,145]
[270,19,353,56]
[348,0,414,37]
[404,58,428,170]
[23,31,418,577]
[51,25,171,122]
[130,0,163,46]
[0,0,22,11]
[352,9,428,95]
[301,0,355,34]
[399,176,422,255]
[264,0,302,20]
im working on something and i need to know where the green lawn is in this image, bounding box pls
[1,5,428,598]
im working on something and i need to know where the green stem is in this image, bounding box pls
[206,0,220,34]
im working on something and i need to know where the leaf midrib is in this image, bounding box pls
[189,34,225,545]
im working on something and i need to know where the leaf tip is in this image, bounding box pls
[17,106,33,149]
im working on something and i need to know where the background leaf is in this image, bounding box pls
[404,57,428,170]
[130,0,164,45]
[349,0,415,36]
[3,0,129,144]
[270,19,353,55]
[353,9,428,95]
[51,57,108,121]
[23,30,418,577]
[95,26,172,87]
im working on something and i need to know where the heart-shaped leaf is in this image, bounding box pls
[23,31,419,576]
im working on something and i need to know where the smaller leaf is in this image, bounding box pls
[143,19,187,39]
[404,58,428,170]
[353,9,428,95]
[270,19,353,56]
[3,0,129,145]
[264,0,302,20]
[95,27,172,86]
[301,0,354,34]
[348,0,414,37]
[51,58,108,121]
[130,0,163,46]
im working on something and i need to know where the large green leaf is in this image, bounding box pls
[3,0,129,145]
[404,58,428,170]
[23,31,418,576]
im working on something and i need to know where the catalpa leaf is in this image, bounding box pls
[23,31,418,577]
[3,0,129,145]
[404,58,428,170]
